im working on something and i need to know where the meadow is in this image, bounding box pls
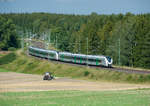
[0,89,150,106]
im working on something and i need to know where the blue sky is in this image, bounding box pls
[0,0,150,14]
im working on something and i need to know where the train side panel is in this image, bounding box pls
[58,52,72,62]
[29,47,58,60]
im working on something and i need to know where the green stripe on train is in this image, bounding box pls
[80,57,82,64]
[61,54,64,61]
[96,58,99,65]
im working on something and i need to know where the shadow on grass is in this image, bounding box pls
[0,53,16,65]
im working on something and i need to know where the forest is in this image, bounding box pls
[0,12,150,68]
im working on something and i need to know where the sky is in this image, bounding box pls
[0,0,150,15]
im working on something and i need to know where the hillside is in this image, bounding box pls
[0,49,150,83]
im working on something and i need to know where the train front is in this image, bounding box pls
[105,56,113,67]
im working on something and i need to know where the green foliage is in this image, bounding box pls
[0,16,20,50]
[0,53,16,65]
[0,13,150,68]
[84,71,90,76]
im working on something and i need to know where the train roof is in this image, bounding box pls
[59,52,72,55]
[29,46,57,53]
[59,52,107,59]
[29,46,112,59]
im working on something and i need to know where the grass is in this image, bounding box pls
[0,49,150,106]
[0,53,16,65]
[0,52,8,57]
[0,49,150,83]
[0,89,150,106]
[0,68,10,72]
[114,65,150,72]
[0,54,4,57]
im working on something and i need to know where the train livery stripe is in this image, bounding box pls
[80,57,82,64]
[96,58,99,65]
[61,54,64,61]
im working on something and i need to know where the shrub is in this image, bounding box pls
[84,71,90,76]
[126,75,133,81]
[138,75,144,82]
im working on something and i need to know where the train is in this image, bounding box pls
[28,46,113,67]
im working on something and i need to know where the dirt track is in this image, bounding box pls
[0,72,150,92]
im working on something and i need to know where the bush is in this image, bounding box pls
[126,75,133,81]
[138,75,144,82]
[84,71,90,76]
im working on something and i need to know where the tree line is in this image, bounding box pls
[0,12,150,68]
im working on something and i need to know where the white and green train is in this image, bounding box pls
[29,46,113,67]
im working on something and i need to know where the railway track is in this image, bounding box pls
[103,67,150,74]
[29,40,150,75]
[28,53,150,75]
[30,40,45,49]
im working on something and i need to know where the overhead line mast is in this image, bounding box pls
[87,37,88,67]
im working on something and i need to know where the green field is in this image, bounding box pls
[0,89,150,106]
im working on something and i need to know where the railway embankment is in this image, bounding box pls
[0,49,150,84]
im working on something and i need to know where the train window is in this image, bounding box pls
[61,55,72,60]
[33,49,37,53]
[88,58,97,62]
[80,57,87,61]
[76,56,87,61]
[74,56,81,60]
[88,58,101,64]
[39,51,45,55]
[48,53,55,57]
[106,56,111,62]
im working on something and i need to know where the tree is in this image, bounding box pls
[106,16,136,66]
[133,15,150,68]
[97,21,113,55]
[0,16,19,50]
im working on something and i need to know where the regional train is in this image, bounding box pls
[28,46,113,67]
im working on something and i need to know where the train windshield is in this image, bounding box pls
[106,56,111,62]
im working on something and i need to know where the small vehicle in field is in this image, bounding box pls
[43,72,54,80]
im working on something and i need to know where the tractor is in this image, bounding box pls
[43,72,54,80]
